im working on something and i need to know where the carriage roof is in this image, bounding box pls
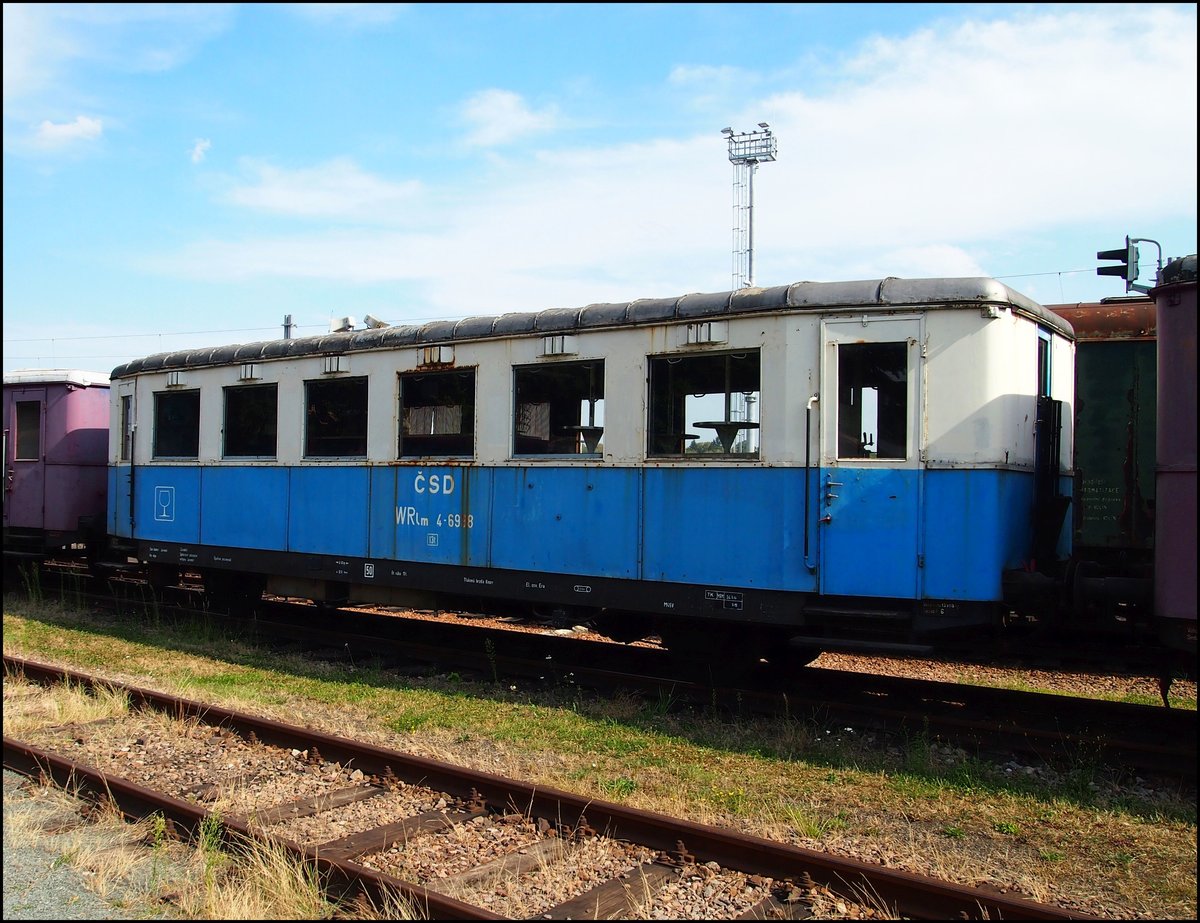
[3,369,111,387]
[110,276,1073,379]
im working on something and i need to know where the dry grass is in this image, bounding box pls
[343,885,427,920]
[3,774,195,915]
[3,671,131,737]
[172,828,331,920]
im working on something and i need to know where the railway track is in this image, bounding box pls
[213,596,1199,784]
[4,655,1101,920]
[8,569,1197,784]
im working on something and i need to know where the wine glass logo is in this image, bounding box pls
[154,486,175,521]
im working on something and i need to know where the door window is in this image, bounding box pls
[837,342,908,460]
[15,401,40,460]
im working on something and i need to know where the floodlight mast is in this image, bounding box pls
[723,124,777,289]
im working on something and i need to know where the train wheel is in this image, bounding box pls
[205,570,264,614]
[146,563,177,591]
[598,612,654,644]
[659,625,767,684]
[780,645,821,668]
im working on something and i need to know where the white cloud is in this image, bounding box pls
[748,5,1196,259]
[840,245,988,283]
[4,3,232,103]
[460,89,560,148]
[33,115,103,148]
[3,3,70,102]
[147,5,1196,320]
[222,157,423,221]
[190,138,212,164]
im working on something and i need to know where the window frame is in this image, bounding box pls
[152,389,201,459]
[222,382,279,459]
[398,368,477,459]
[512,358,606,457]
[119,394,133,462]
[14,400,41,461]
[645,349,762,460]
[303,376,368,459]
[834,340,910,461]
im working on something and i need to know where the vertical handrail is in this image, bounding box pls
[803,394,819,571]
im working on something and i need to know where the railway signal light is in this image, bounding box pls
[1097,236,1140,289]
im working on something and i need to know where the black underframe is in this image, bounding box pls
[139,539,1000,639]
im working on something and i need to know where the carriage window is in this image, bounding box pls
[15,401,40,460]
[119,395,132,462]
[223,384,278,458]
[1037,330,1052,398]
[304,377,367,457]
[399,369,475,457]
[647,351,760,457]
[153,390,200,458]
[514,360,605,455]
[837,342,907,459]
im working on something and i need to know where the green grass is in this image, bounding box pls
[956,672,1196,711]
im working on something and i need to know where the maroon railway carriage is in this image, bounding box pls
[1150,255,1197,660]
[1044,296,1156,636]
[3,369,111,560]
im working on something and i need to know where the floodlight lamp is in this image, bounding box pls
[758,122,769,129]
[721,127,733,135]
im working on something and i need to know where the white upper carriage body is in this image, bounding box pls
[108,277,1074,474]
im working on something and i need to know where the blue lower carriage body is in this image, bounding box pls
[109,464,1062,636]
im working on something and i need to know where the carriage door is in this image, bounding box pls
[112,382,136,537]
[4,387,46,532]
[819,316,923,600]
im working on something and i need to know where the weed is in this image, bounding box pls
[59,571,86,610]
[148,812,170,891]
[1056,745,1109,803]
[783,804,849,839]
[600,776,638,799]
[150,812,169,848]
[198,812,228,886]
[642,685,678,719]
[708,784,749,814]
[1039,848,1066,861]
[993,821,1021,836]
[19,563,44,603]
[392,712,430,733]
[941,825,966,838]
[483,638,498,684]
[900,719,936,774]
[887,773,944,801]
[1110,850,1136,868]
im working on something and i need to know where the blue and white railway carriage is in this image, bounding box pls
[108,278,1074,660]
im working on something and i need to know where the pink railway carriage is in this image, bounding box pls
[3,369,111,559]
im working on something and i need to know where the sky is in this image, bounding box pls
[3,3,1197,376]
